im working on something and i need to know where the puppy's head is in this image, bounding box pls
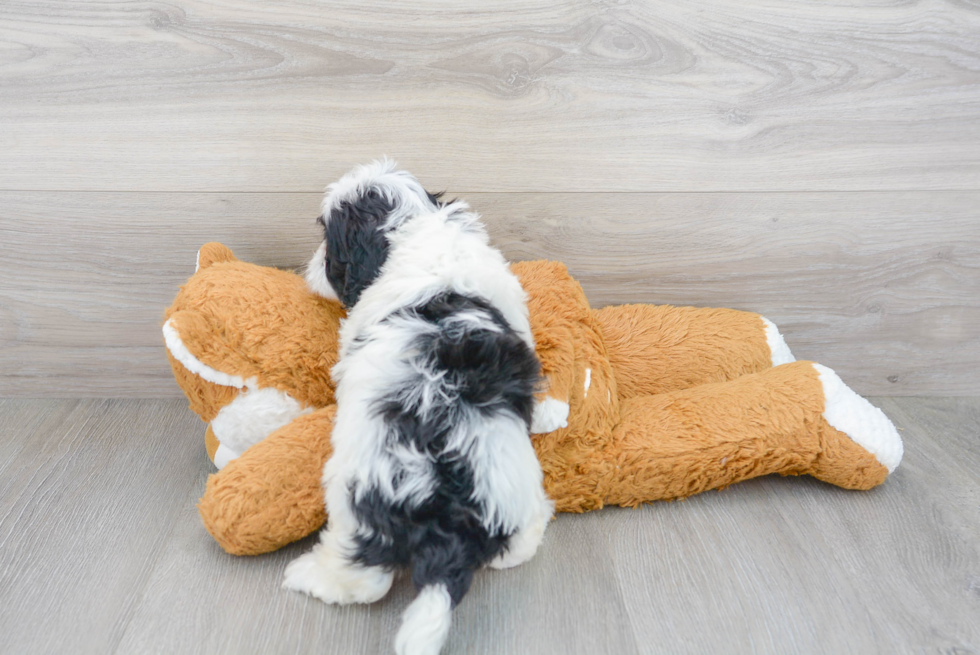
[305,159,442,307]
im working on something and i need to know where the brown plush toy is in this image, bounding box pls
[164,243,903,556]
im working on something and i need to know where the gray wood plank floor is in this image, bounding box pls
[0,397,977,655]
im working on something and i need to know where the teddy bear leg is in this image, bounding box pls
[594,304,793,398]
[806,363,903,489]
[198,407,336,556]
[595,361,901,508]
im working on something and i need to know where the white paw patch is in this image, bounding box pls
[489,508,550,570]
[531,397,570,434]
[212,443,241,470]
[814,363,904,472]
[761,316,796,366]
[210,386,313,455]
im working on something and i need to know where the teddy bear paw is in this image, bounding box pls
[531,397,570,434]
[761,316,796,366]
[813,363,903,473]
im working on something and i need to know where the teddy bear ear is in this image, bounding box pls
[196,243,238,272]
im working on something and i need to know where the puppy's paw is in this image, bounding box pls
[531,397,569,434]
[488,500,552,570]
[282,552,320,597]
[283,547,394,605]
[488,541,537,570]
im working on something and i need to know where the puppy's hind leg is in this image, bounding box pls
[283,532,393,605]
[488,495,553,570]
[282,494,394,604]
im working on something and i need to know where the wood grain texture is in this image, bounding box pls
[0,399,205,655]
[1,0,979,192]
[0,191,323,397]
[1,191,977,397]
[0,397,977,654]
[606,398,980,654]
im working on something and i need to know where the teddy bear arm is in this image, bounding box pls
[198,406,336,556]
[594,304,792,399]
[530,325,577,434]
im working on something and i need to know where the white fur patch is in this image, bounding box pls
[583,367,592,397]
[457,411,551,535]
[282,533,394,605]
[531,397,570,434]
[488,497,552,570]
[212,443,240,470]
[761,316,796,366]
[813,363,904,473]
[395,584,453,655]
[322,158,436,232]
[162,319,246,389]
[210,386,313,455]
[195,248,200,273]
[304,241,339,300]
[326,320,437,506]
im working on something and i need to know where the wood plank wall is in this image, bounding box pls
[1,0,978,397]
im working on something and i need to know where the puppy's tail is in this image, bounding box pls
[394,583,454,655]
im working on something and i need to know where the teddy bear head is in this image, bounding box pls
[163,243,344,467]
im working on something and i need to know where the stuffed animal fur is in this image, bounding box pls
[164,243,903,556]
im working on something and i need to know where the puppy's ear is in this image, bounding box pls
[326,189,395,307]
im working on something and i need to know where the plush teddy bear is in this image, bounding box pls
[164,243,903,556]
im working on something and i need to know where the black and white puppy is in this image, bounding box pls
[283,160,554,655]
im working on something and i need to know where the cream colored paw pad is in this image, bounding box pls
[814,363,903,472]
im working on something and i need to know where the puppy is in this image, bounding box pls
[283,160,554,655]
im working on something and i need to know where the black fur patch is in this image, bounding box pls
[349,480,507,606]
[411,293,539,428]
[349,291,541,607]
[319,189,395,307]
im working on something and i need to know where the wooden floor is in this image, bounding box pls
[0,397,976,655]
